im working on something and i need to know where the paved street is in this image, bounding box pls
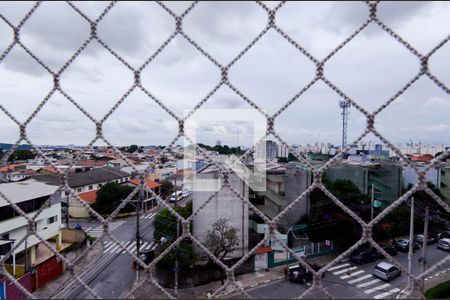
[54,210,158,299]
[230,246,450,299]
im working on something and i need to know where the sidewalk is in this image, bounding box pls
[132,253,338,299]
[33,241,103,298]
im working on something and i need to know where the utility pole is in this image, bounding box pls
[66,193,69,228]
[136,180,144,281]
[407,197,414,290]
[174,220,180,298]
[371,184,374,221]
[421,207,429,273]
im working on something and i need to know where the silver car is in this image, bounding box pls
[373,262,401,281]
[437,238,450,251]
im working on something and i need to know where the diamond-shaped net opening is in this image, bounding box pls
[0,1,449,299]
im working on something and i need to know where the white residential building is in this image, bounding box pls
[0,180,61,270]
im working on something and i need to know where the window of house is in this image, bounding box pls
[47,216,57,224]
[88,185,93,190]
[1,233,9,240]
[77,188,82,193]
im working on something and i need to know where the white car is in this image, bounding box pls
[372,262,401,281]
[169,191,183,203]
[182,190,191,198]
[437,238,450,251]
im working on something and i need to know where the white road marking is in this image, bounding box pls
[328,263,350,271]
[348,274,373,284]
[105,242,124,254]
[86,221,126,238]
[140,213,156,219]
[140,242,148,250]
[126,241,137,252]
[365,283,391,294]
[373,288,401,299]
[341,270,365,279]
[357,278,381,288]
[103,241,116,252]
[333,267,357,275]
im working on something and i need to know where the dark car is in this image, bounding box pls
[382,245,398,257]
[414,234,436,245]
[132,249,155,271]
[369,246,397,259]
[350,251,375,265]
[288,263,323,283]
[395,239,420,252]
[434,231,450,241]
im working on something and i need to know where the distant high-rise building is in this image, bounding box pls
[277,143,289,158]
[256,140,277,160]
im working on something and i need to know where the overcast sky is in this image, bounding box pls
[0,1,449,149]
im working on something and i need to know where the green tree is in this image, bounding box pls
[205,218,239,260]
[160,180,174,199]
[158,242,197,269]
[277,157,288,163]
[8,149,36,162]
[288,153,299,162]
[331,179,361,197]
[153,201,192,241]
[93,182,135,214]
[153,202,194,270]
[0,148,3,160]
[128,144,138,153]
[205,218,239,285]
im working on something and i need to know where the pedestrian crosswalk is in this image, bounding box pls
[140,212,157,220]
[330,262,401,299]
[84,221,126,238]
[102,240,158,254]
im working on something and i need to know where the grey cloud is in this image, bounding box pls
[0,2,448,146]
[376,1,432,26]
[2,46,50,76]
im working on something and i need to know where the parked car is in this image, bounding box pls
[288,263,323,283]
[395,239,420,252]
[369,245,397,259]
[169,191,183,203]
[350,251,375,265]
[182,190,191,198]
[132,249,155,271]
[372,262,401,281]
[437,238,450,251]
[381,245,398,257]
[434,230,450,240]
[414,234,435,245]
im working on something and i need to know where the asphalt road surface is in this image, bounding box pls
[55,209,158,299]
[230,245,450,299]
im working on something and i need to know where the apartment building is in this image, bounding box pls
[0,180,61,273]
